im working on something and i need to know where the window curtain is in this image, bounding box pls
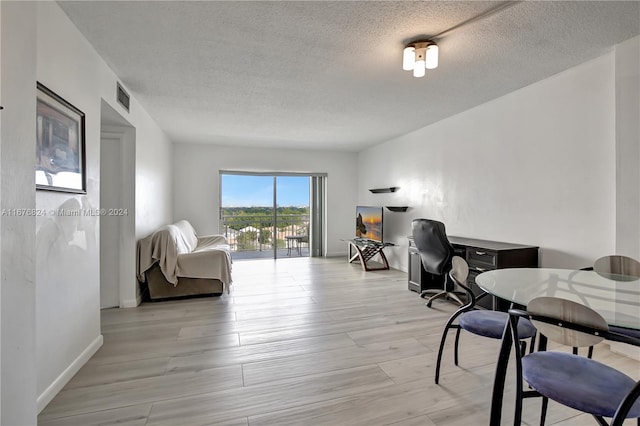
[310,176,325,257]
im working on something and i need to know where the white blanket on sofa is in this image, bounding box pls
[137,220,232,287]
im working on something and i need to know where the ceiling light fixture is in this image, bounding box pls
[403,40,438,78]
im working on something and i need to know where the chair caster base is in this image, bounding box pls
[424,290,465,309]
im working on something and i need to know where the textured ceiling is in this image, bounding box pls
[58,1,639,152]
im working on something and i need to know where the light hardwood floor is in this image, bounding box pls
[39,257,639,425]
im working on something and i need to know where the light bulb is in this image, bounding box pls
[403,46,415,70]
[413,59,425,77]
[426,44,438,69]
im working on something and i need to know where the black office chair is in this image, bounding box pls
[509,297,640,426]
[411,219,463,307]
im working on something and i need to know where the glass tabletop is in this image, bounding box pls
[476,268,640,330]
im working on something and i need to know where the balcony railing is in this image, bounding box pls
[219,213,310,255]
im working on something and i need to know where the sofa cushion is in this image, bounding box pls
[177,244,232,284]
[195,234,228,249]
[172,220,198,252]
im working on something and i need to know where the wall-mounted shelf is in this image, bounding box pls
[369,187,398,193]
[385,206,409,212]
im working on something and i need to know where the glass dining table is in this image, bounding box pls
[476,268,640,425]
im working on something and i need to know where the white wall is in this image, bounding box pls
[36,3,103,410]
[33,1,173,413]
[612,39,640,363]
[1,2,37,424]
[358,51,620,271]
[132,116,173,239]
[615,36,640,259]
[172,144,357,257]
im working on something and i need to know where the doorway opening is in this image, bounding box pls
[100,100,136,308]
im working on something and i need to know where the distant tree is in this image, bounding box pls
[259,228,271,244]
[221,206,310,241]
[237,230,258,251]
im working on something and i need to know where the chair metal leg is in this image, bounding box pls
[490,314,515,425]
[540,396,548,426]
[454,327,462,366]
[425,291,464,308]
[572,345,594,358]
[520,341,527,357]
[529,333,537,354]
[419,289,440,299]
[514,355,524,426]
[611,380,640,426]
[420,289,442,308]
[435,304,469,384]
[447,292,465,306]
[425,290,447,308]
[435,321,461,384]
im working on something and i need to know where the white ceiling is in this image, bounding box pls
[58,1,639,152]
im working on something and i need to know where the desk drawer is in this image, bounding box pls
[468,248,496,269]
[468,263,493,275]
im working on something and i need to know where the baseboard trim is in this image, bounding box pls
[325,251,347,258]
[121,297,139,308]
[37,334,103,413]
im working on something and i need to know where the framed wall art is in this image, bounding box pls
[36,82,86,193]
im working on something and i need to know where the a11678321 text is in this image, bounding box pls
[1,208,129,217]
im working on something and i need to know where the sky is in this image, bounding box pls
[221,174,310,207]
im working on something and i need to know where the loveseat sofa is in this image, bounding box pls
[136,220,232,300]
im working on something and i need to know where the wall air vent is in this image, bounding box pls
[116,82,130,112]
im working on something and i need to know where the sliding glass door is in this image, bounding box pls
[220,172,319,260]
[220,174,275,257]
[275,176,310,258]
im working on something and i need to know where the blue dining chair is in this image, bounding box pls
[509,297,640,426]
[434,256,537,384]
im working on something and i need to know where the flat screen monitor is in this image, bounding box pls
[355,206,383,243]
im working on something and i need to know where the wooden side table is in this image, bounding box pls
[347,239,394,271]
